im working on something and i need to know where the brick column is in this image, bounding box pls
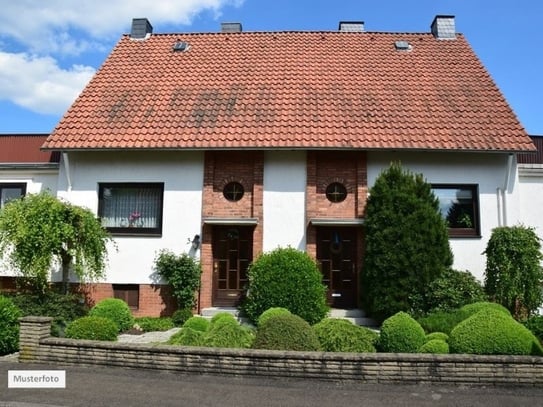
[18,316,52,362]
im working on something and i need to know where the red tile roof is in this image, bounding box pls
[43,29,534,152]
[0,134,59,163]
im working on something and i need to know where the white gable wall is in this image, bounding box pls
[518,165,543,242]
[56,151,204,284]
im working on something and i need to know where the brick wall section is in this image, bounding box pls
[200,151,263,309]
[18,317,543,386]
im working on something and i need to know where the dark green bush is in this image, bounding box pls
[134,317,174,332]
[203,323,254,349]
[171,308,193,327]
[65,316,118,341]
[182,316,210,333]
[88,298,134,333]
[363,162,453,321]
[524,315,543,343]
[10,291,88,337]
[154,250,201,310]
[418,310,465,335]
[313,318,377,353]
[418,339,449,354]
[242,247,329,325]
[425,332,449,343]
[168,327,204,346]
[257,307,291,327]
[410,268,486,315]
[449,309,543,356]
[484,226,543,319]
[253,314,321,351]
[377,311,426,353]
[0,295,21,355]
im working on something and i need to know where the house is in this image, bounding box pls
[2,16,539,316]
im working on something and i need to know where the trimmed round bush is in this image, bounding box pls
[210,312,238,327]
[172,308,193,327]
[242,247,329,325]
[182,316,210,332]
[418,339,449,354]
[65,316,118,341]
[168,327,204,346]
[88,298,134,333]
[313,318,377,353]
[449,309,543,356]
[253,314,321,351]
[425,332,449,343]
[203,323,254,349]
[257,307,291,327]
[0,295,21,355]
[377,311,426,353]
[134,317,174,332]
[459,302,510,318]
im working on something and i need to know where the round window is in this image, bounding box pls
[325,182,347,203]
[223,182,244,202]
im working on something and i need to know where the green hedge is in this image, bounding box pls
[134,317,174,332]
[171,309,193,327]
[0,295,21,355]
[449,309,543,356]
[88,298,134,333]
[182,316,210,332]
[168,327,204,346]
[377,311,426,353]
[313,318,377,353]
[65,316,118,341]
[425,332,449,343]
[203,323,254,349]
[253,313,321,351]
[257,307,292,327]
[418,339,449,354]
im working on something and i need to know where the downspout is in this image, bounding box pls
[500,154,514,227]
[62,152,72,192]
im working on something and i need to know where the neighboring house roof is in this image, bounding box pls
[518,136,543,164]
[0,134,59,167]
[43,17,534,152]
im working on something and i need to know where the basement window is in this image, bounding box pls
[113,284,140,309]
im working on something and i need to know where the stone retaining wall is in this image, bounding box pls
[18,317,543,386]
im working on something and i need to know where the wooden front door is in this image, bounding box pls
[317,227,358,309]
[212,226,253,306]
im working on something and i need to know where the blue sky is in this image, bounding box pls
[0,0,541,135]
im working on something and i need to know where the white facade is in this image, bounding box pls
[518,164,543,242]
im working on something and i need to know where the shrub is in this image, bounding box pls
[363,162,453,321]
[459,302,510,318]
[253,314,321,351]
[203,323,254,349]
[89,298,134,333]
[134,317,174,332]
[377,311,426,353]
[484,225,543,319]
[425,332,449,343]
[449,309,543,356]
[257,307,291,327]
[524,315,543,343]
[65,316,118,341]
[410,268,486,315]
[172,308,193,327]
[313,318,377,353]
[210,312,238,327]
[10,291,88,337]
[0,295,21,355]
[154,250,201,310]
[168,327,204,346]
[418,310,465,335]
[242,247,329,325]
[418,339,449,354]
[182,316,210,333]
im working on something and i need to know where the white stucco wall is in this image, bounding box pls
[518,165,543,242]
[263,151,307,251]
[56,151,204,284]
[367,151,517,281]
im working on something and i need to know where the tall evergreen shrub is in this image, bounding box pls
[363,162,453,321]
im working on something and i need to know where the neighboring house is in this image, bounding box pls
[3,16,539,316]
[0,134,60,290]
[518,135,543,241]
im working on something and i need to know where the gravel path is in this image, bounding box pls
[117,328,181,344]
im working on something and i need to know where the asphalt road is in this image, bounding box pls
[2,360,543,407]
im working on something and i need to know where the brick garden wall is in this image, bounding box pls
[19,317,543,387]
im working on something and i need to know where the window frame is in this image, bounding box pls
[432,184,480,238]
[98,182,164,237]
[0,182,26,208]
[113,284,140,310]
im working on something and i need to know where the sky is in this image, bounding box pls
[0,0,541,135]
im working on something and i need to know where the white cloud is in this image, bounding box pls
[0,52,95,115]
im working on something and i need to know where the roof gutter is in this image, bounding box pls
[497,153,514,226]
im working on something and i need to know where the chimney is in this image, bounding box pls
[221,22,242,33]
[130,18,153,39]
[431,15,456,39]
[338,21,365,32]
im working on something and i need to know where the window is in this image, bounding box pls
[223,182,244,202]
[113,284,139,309]
[0,183,26,208]
[98,183,164,236]
[325,182,347,203]
[432,184,480,237]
